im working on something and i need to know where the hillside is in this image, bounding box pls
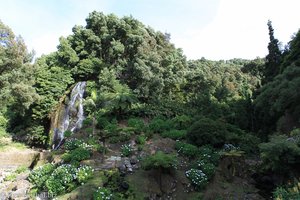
[0,12,299,200]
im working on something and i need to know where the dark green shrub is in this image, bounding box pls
[127,117,145,133]
[198,145,220,166]
[26,125,47,146]
[259,135,300,173]
[121,144,133,157]
[28,163,55,190]
[148,117,174,133]
[96,116,110,129]
[175,141,199,158]
[62,147,91,164]
[45,177,65,196]
[172,115,192,130]
[93,187,113,200]
[185,168,208,190]
[161,129,187,140]
[85,127,93,135]
[83,117,93,127]
[64,138,84,151]
[29,164,93,197]
[136,135,147,145]
[187,117,251,148]
[64,130,72,138]
[107,136,120,144]
[142,151,177,171]
[273,180,300,200]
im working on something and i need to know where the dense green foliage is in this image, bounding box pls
[29,164,93,196]
[1,12,300,198]
[142,151,177,171]
[259,134,300,173]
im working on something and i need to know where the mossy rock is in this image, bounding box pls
[57,171,105,200]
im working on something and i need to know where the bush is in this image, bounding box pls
[185,169,208,190]
[175,141,199,158]
[28,163,56,190]
[96,116,110,129]
[273,181,300,200]
[26,125,47,146]
[64,138,83,150]
[259,135,300,173]
[127,118,145,133]
[121,144,133,157]
[76,165,93,184]
[45,177,65,196]
[172,115,192,130]
[161,129,187,140]
[62,147,91,164]
[83,117,93,127]
[93,187,113,200]
[64,130,72,138]
[29,164,94,197]
[187,117,252,148]
[136,135,147,145]
[142,151,177,171]
[193,160,216,179]
[198,145,220,165]
[148,117,174,133]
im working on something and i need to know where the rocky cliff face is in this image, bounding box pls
[50,82,86,149]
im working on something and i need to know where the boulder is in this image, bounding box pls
[0,148,40,169]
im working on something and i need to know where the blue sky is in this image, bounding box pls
[1,0,299,60]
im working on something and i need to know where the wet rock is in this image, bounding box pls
[124,158,133,172]
[130,155,138,165]
[118,164,127,174]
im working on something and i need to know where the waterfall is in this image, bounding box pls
[52,82,86,149]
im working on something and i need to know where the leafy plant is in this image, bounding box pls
[185,169,208,190]
[83,117,93,127]
[161,129,187,140]
[259,135,300,173]
[273,180,300,200]
[148,117,174,133]
[136,135,147,145]
[64,130,72,138]
[198,145,220,165]
[64,138,83,150]
[93,187,113,200]
[76,165,94,184]
[127,117,145,133]
[62,147,91,164]
[172,115,192,130]
[175,141,199,158]
[28,163,56,190]
[121,144,133,157]
[4,173,17,181]
[29,163,94,197]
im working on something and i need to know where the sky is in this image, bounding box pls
[0,0,299,60]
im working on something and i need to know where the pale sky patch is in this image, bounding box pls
[0,0,299,60]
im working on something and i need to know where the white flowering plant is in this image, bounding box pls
[185,168,208,189]
[76,165,94,184]
[29,163,94,196]
[93,187,113,200]
[121,144,133,157]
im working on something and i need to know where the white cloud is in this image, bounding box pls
[172,0,300,60]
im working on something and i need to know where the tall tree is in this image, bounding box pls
[263,20,282,84]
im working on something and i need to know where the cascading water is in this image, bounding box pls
[52,82,86,149]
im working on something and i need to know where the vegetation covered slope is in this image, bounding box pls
[0,12,300,199]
